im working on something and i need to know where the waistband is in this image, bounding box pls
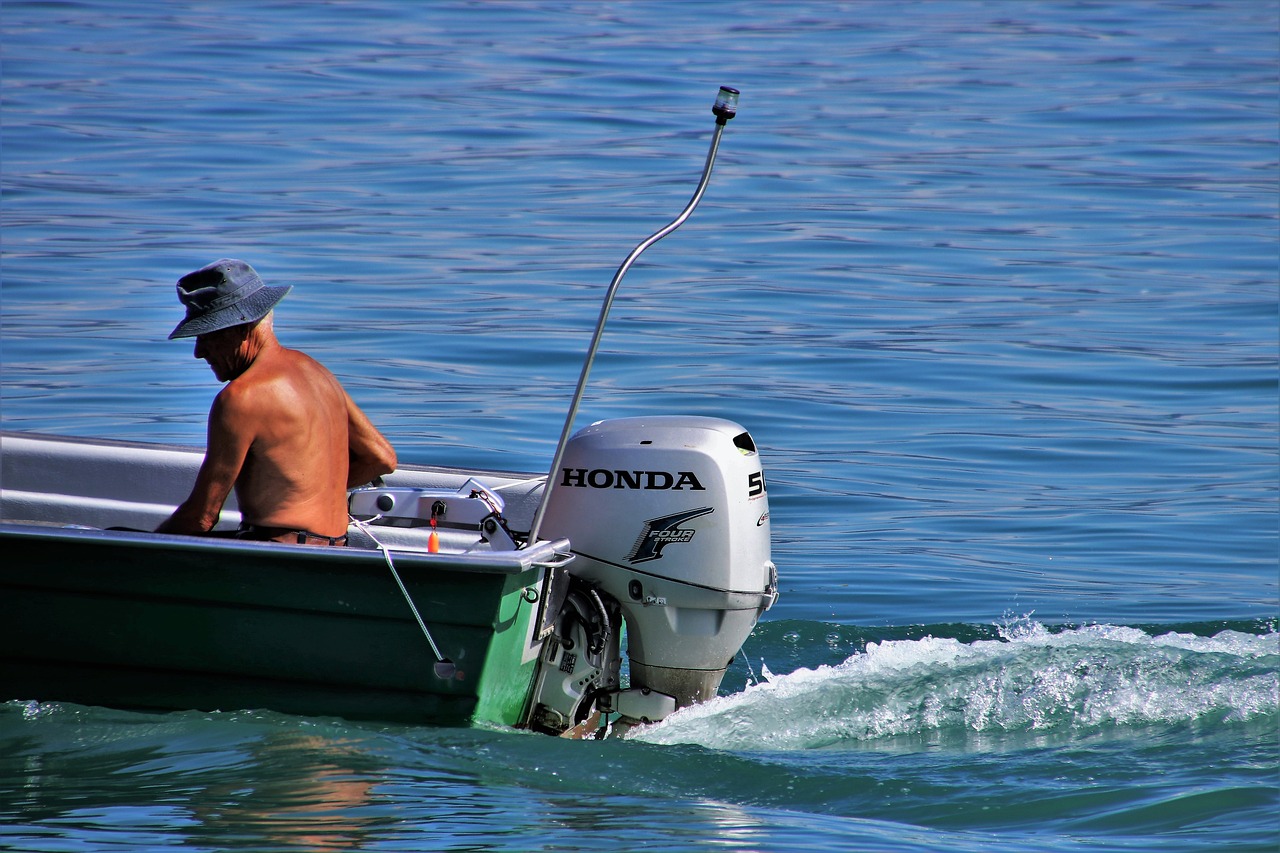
[237,524,348,547]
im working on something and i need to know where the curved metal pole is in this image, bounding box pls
[526,89,738,546]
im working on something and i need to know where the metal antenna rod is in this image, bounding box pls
[525,86,739,547]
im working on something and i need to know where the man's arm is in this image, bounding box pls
[156,389,253,534]
[345,392,397,488]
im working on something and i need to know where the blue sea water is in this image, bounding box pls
[1,1,1276,851]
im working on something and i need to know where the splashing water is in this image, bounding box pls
[628,623,1279,751]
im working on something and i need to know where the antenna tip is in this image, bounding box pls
[713,86,739,122]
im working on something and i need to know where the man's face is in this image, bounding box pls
[193,324,251,382]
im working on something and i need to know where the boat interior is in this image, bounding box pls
[0,431,549,557]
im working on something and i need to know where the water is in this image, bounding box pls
[1,1,1276,850]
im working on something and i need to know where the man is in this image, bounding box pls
[156,258,397,546]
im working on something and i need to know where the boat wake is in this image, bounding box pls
[627,621,1279,750]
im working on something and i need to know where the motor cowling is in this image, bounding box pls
[539,416,777,721]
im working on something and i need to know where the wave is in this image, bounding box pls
[628,620,1279,750]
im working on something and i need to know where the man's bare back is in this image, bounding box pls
[157,259,396,544]
[216,342,354,536]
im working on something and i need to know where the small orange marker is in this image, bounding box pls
[428,518,439,553]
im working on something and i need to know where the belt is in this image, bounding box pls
[237,524,348,547]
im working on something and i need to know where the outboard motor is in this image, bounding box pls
[517,89,764,734]
[537,416,778,727]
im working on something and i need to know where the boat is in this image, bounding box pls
[0,87,778,737]
[0,416,777,735]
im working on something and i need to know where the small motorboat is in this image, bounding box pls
[0,87,778,737]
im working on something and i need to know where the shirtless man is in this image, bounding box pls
[156,259,397,546]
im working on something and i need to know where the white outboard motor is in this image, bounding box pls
[538,416,778,724]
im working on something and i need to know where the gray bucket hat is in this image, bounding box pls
[169,259,292,340]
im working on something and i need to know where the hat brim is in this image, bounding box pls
[169,284,292,339]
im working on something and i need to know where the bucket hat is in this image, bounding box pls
[168,259,292,339]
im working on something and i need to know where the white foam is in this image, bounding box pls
[628,624,1279,750]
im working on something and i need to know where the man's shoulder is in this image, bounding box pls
[258,347,346,408]
[216,346,341,412]
[269,345,335,376]
[211,372,255,413]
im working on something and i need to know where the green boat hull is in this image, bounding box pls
[0,524,552,727]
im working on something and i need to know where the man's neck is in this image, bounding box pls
[243,326,282,363]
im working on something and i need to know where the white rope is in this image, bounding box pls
[492,474,548,491]
[349,515,448,665]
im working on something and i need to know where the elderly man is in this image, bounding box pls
[157,259,397,545]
